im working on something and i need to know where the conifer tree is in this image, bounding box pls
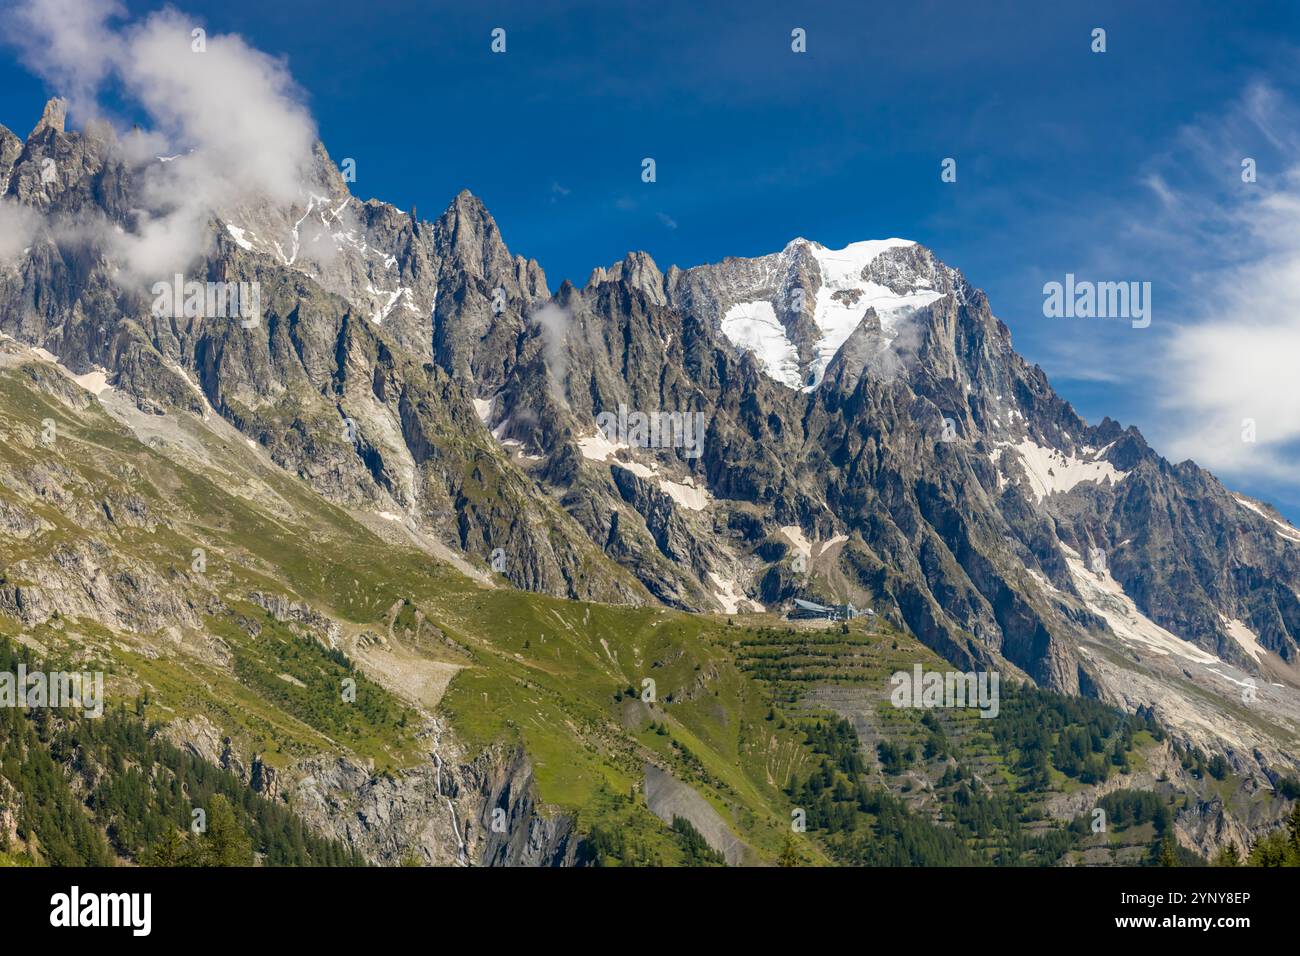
[200,794,255,867]
[142,825,189,867]
[1159,836,1178,867]
[777,832,800,867]
[1211,842,1240,867]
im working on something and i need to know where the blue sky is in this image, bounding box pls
[3,0,1298,518]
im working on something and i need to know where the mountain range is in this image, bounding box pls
[1,97,1298,866]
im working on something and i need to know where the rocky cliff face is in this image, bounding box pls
[2,97,1298,782]
[157,712,582,867]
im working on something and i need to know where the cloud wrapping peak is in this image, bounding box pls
[6,0,320,280]
[0,200,41,262]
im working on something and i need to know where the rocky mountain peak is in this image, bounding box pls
[308,140,351,200]
[668,234,952,391]
[28,97,67,138]
[587,251,667,305]
[432,189,517,280]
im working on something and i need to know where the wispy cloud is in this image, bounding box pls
[1141,83,1300,483]
[4,0,319,281]
[529,302,571,404]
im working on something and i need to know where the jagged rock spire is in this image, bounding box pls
[29,97,67,139]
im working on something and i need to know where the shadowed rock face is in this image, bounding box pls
[3,98,1299,774]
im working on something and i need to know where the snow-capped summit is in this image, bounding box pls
[672,236,956,390]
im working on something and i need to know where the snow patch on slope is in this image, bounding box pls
[657,476,709,511]
[721,302,801,388]
[781,525,850,560]
[818,533,849,555]
[804,239,942,386]
[1222,617,1264,663]
[780,526,812,560]
[708,572,763,614]
[225,224,255,251]
[1064,547,1220,665]
[578,431,711,511]
[577,430,627,462]
[71,369,111,396]
[1232,495,1300,544]
[718,238,946,390]
[997,439,1127,502]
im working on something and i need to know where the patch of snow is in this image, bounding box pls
[1222,616,1264,663]
[473,398,493,424]
[1202,668,1258,692]
[165,362,212,420]
[817,533,848,556]
[1233,495,1267,519]
[71,369,110,396]
[805,238,914,284]
[614,460,656,479]
[780,526,812,561]
[364,284,403,325]
[708,573,763,614]
[658,476,709,511]
[721,301,801,388]
[1026,568,1055,591]
[708,572,744,614]
[999,438,1127,502]
[805,239,943,387]
[719,238,947,390]
[581,430,710,509]
[1065,553,1221,665]
[577,430,626,462]
[273,198,319,266]
[377,511,403,522]
[225,224,254,251]
[1232,495,1300,544]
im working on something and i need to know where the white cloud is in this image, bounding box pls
[6,0,320,281]
[529,302,571,402]
[1149,85,1300,482]
[0,200,41,262]
[6,0,121,119]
